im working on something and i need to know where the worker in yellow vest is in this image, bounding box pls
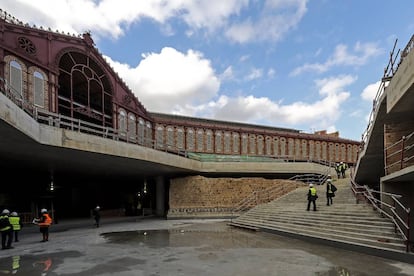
[0,209,13,249]
[306,183,318,211]
[9,212,22,242]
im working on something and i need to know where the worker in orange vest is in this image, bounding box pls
[33,209,52,242]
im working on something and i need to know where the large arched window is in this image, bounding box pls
[58,51,113,127]
[9,61,23,97]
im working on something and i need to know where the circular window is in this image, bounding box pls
[18,37,36,55]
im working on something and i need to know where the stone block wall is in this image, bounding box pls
[168,175,301,218]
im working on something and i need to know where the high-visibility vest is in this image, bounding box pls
[310,187,317,196]
[38,214,52,226]
[0,215,11,231]
[9,216,21,231]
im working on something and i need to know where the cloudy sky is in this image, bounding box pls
[2,0,414,141]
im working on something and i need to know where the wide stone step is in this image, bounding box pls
[239,213,396,232]
[246,210,395,226]
[230,177,408,254]
[231,219,406,251]
[234,215,397,236]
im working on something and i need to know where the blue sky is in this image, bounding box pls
[2,1,414,141]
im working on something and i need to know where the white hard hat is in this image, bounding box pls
[95,206,100,210]
[1,209,10,214]
[41,208,48,213]
[309,183,314,187]
[11,212,18,216]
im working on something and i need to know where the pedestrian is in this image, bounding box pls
[92,206,101,228]
[326,179,336,206]
[0,209,13,249]
[9,212,22,242]
[306,183,318,211]
[33,209,52,242]
[340,162,347,178]
[335,163,341,178]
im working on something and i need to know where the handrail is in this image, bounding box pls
[231,180,301,218]
[384,131,414,174]
[349,170,411,252]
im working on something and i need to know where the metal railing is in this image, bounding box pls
[384,131,414,175]
[349,174,411,252]
[231,180,301,216]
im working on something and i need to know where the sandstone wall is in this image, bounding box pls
[168,175,301,218]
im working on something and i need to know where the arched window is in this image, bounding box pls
[224,132,231,153]
[118,109,127,137]
[215,131,222,153]
[206,130,213,152]
[232,133,240,154]
[138,118,145,145]
[187,129,195,150]
[33,71,45,107]
[128,113,136,141]
[58,51,113,127]
[10,61,23,97]
[145,122,152,147]
[156,125,164,148]
[196,129,204,152]
[166,126,174,149]
[176,128,184,149]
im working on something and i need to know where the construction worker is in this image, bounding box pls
[306,183,318,211]
[326,179,336,206]
[9,211,22,242]
[0,209,13,249]
[340,162,347,178]
[33,209,52,242]
[335,163,341,178]
[92,206,101,228]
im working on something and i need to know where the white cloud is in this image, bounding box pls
[220,66,234,81]
[106,42,353,132]
[3,0,304,44]
[105,47,220,115]
[267,68,276,78]
[291,42,383,76]
[225,0,308,43]
[361,81,381,102]
[245,68,263,81]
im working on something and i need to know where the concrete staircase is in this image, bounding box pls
[230,178,413,262]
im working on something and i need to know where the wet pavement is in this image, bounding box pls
[1,217,414,275]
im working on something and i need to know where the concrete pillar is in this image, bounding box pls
[155,176,165,216]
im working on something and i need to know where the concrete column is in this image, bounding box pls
[155,176,165,216]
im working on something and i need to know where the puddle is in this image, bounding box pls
[100,228,279,249]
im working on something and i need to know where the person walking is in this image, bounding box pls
[306,184,318,211]
[340,162,347,178]
[33,209,52,242]
[0,209,13,249]
[326,179,336,206]
[335,163,341,178]
[9,212,22,242]
[92,206,101,228]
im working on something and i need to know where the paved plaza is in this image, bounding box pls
[1,217,414,275]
